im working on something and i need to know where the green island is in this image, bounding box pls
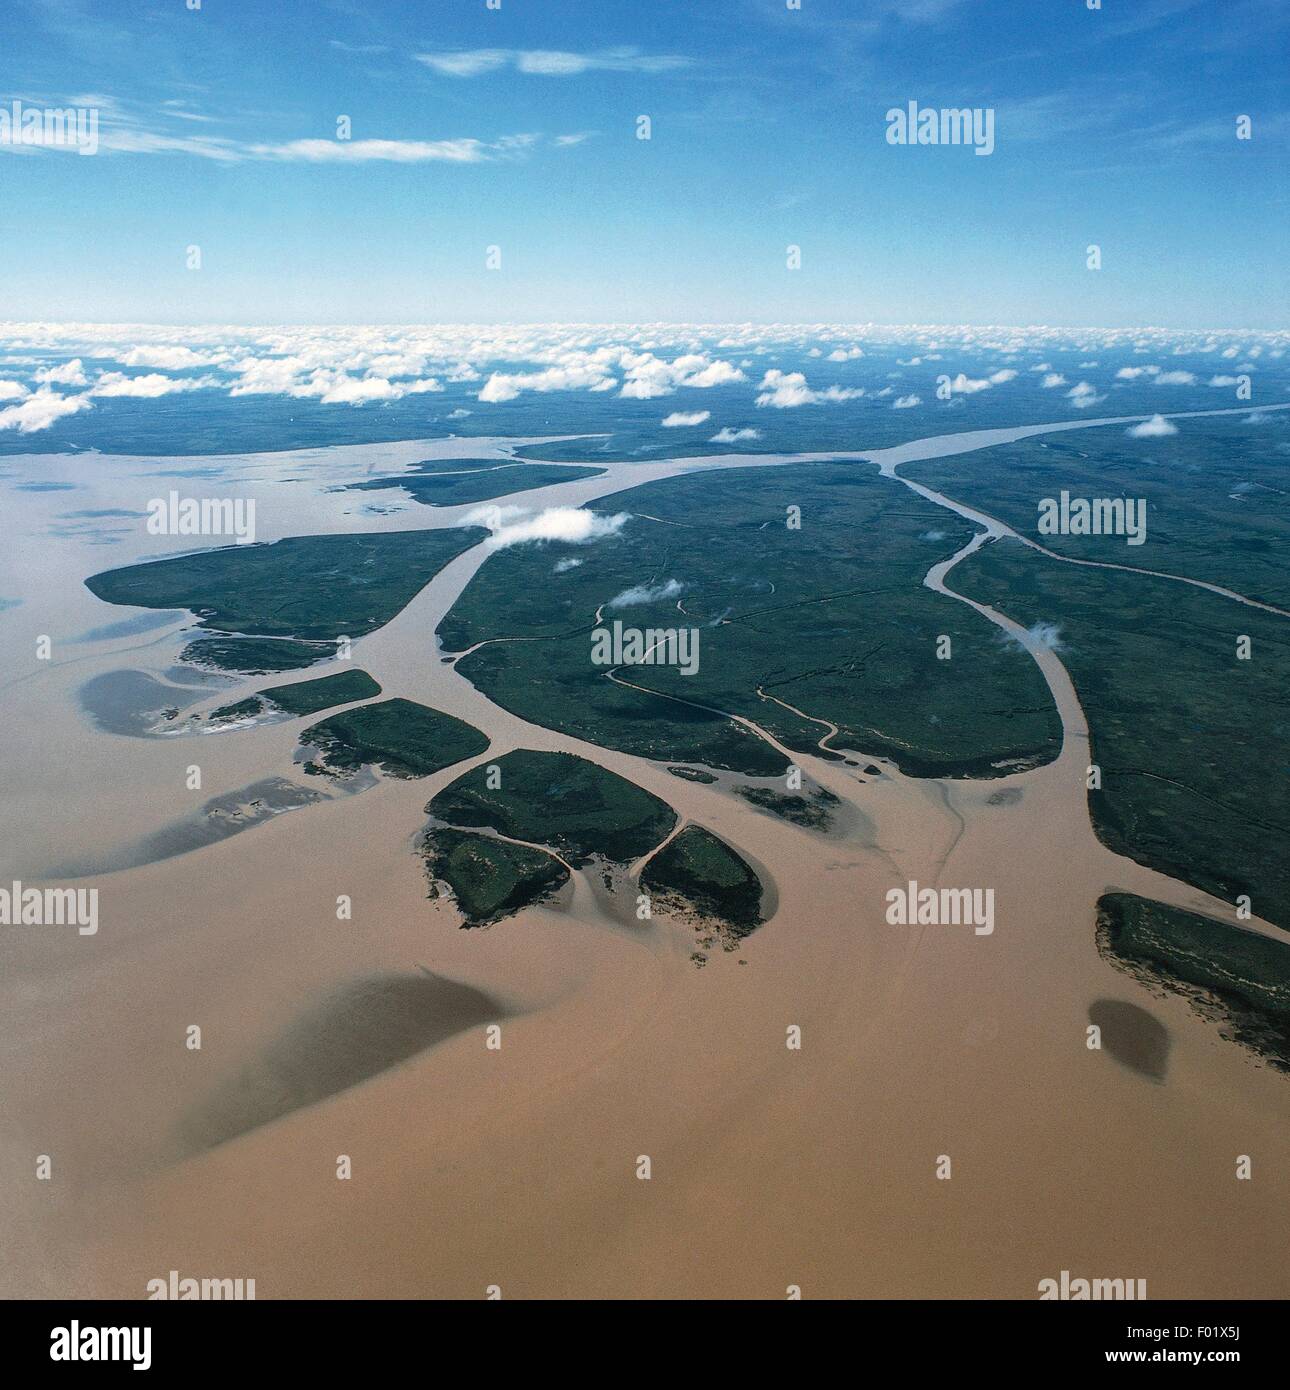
[439,464,1061,777]
[421,827,569,925]
[641,825,764,937]
[86,527,486,640]
[1097,893,1290,1072]
[427,749,676,866]
[209,668,381,722]
[345,459,604,507]
[301,697,489,779]
[954,535,1290,931]
[181,635,338,673]
[668,765,719,784]
[735,783,840,829]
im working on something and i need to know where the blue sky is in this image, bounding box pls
[1,0,1287,327]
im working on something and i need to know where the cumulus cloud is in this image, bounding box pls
[0,380,28,401]
[34,358,88,387]
[479,364,616,402]
[0,387,93,433]
[755,370,864,408]
[464,504,631,548]
[947,373,993,394]
[709,426,761,442]
[1040,373,1066,388]
[827,346,864,361]
[892,394,921,408]
[1066,381,1105,408]
[1126,414,1178,438]
[90,371,215,398]
[988,369,1018,384]
[553,557,583,573]
[607,579,684,608]
[660,410,710,427]
[1154,370,1197,385]
[120,345,227,369]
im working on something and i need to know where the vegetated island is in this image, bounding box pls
[641,824,764,951]
[209,668,381,723]
[301,697,488,779]
[439,464,1061,778]
[86,527,486,672]
[426,749,677,866]
[421,828,569,926]
[735,783,840,830]
[1097,892,1290,1073]
[343,460,604,508]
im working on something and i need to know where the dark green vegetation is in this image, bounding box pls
[259,668,380,716]
[735,784,840,830]
[181,635,337,673]
[668,765,719,784]
[208,697,264,724]
[641,825,763,935]
[440,464,1062,777]
[1097,893,1290,1072]
[903,418,1290,609]
[301,698,488,779]
[208,669,380,722]
[180,971,501,1152]
[344,460,603,507]
[955,536,1290,931]
[86,527,485,640]
[428,750,676,865]
[422,828,568,925]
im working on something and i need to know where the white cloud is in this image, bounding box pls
[479,364,616,402]
[608,579,684,608]
[414,47,691,78]
[892,394,921,409]
[1154,370,1197,385]
[1040,373,1066,388]
[464,504,631,548]
[0,379,28,401]
[1066,381,1105,408]
[90,371,214,398]
[709,426,761,443]
[755,369,864,408]
[947,373,993,394]
[120,345,226,369]
[0,387,93,433]
[1126,414,1178,438]
[661,410,710,427]
[988,369,1018,384]
[34,358,88,387]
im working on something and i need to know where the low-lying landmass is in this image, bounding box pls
[421,828,569,925]
[181,635,339,673]
[735,783,840,830]
[344,459,604,507]
[301,697,489,779]
[641,824,764,941]
[209,668,381,722]
[1097,892,1290,1072]
[440,464,1061,778]
[87,527,487,640]
[427,749,676,866]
